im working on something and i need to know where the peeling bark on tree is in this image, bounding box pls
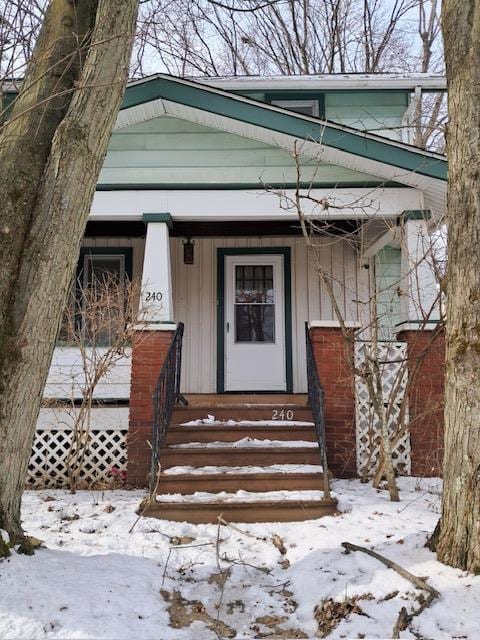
[0,0,138,550]
[435,0,480,572]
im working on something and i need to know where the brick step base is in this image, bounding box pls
[142,497,338,523]
[165,424,316,444]
[157,471,327,494]
[160,446,322,468]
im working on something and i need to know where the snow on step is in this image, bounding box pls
[163,463,324,475]
[155,489,331,504]
[181,415,314,427]
[169,437,319,449]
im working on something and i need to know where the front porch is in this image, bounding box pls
[30,213,445,514]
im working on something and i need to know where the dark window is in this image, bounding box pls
[234,264,275,342]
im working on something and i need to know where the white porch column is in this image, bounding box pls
[399,211,440,327]
[141,213,174,325]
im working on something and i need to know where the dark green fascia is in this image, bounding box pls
[395,319,440,326]
[216,247,293,393]
[121,77,447,182]
[96,180,405,192]
[400,209,433,221]
[142,212,173,228]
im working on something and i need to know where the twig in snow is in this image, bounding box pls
[259,580,292,590]
[128,464,162,534]
[162,548,173,587]
[341,541,440,639]
[220,553,271,574]
[217,515,267,541]
[213,517,229,640]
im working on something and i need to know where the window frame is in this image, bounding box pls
[271,99,320,117]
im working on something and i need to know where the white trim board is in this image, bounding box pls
[91,187,423,221]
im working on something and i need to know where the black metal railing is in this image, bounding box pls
[305,323,331,499]
[150,322,187,493]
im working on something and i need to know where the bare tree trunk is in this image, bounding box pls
[435,0,480,572]
[0,0,138,551]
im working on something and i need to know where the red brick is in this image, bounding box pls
[127,329,175,486]
[397,329,445,476]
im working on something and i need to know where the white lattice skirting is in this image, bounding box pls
[28,427,128,489]
[355,341,411,477]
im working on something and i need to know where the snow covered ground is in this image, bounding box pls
[1,478,479,639]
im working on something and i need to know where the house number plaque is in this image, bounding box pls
[272,409,294,421]
[145,291,163,302]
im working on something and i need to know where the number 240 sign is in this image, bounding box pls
[145,291,163,302]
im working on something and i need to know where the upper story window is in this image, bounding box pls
[271,99,319,117]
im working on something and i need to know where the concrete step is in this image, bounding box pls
[142,497,338,523]
[165,423,316,444]
[160,446,322,468]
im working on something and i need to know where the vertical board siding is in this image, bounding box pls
[171,236,366,393]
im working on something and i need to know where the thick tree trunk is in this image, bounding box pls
[436,1,480,572]
[0,0,138,548]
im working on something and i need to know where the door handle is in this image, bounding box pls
[226,321,230,333]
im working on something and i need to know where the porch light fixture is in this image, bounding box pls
[183,237,195,265]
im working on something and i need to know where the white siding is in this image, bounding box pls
[44,348,131,400]
[171,236,369,393]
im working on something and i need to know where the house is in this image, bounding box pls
[25,73,447,521]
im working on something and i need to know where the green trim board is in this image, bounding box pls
[216,247,293,393]
[96,180,406,191]
[400,209,432,220]
[142,212,173,227]
[120,76,446,182]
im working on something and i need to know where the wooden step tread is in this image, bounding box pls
[162,446,319,454]
[181,393,308,406]
[157,475,327,494]
[160,471,325,481]
[170,423,315,429]
[166,425,317,445]
[163,463,324,475]
[160,448,322,469]
[143,498,338,523]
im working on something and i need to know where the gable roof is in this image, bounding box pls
[116,75,446,216]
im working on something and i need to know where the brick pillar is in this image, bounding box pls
[397,327,445,476]
[127,328,175,487]
[309,324,357,477]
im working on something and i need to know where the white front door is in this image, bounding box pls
[224,254,286,391]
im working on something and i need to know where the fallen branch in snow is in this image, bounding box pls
[341,542,440,638]
[217,515,267,541]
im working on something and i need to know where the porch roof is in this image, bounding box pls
[114,75,446,219]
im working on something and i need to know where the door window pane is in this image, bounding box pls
[234,263,275,342]
[235,304,275,342]
[235,265,274,303]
